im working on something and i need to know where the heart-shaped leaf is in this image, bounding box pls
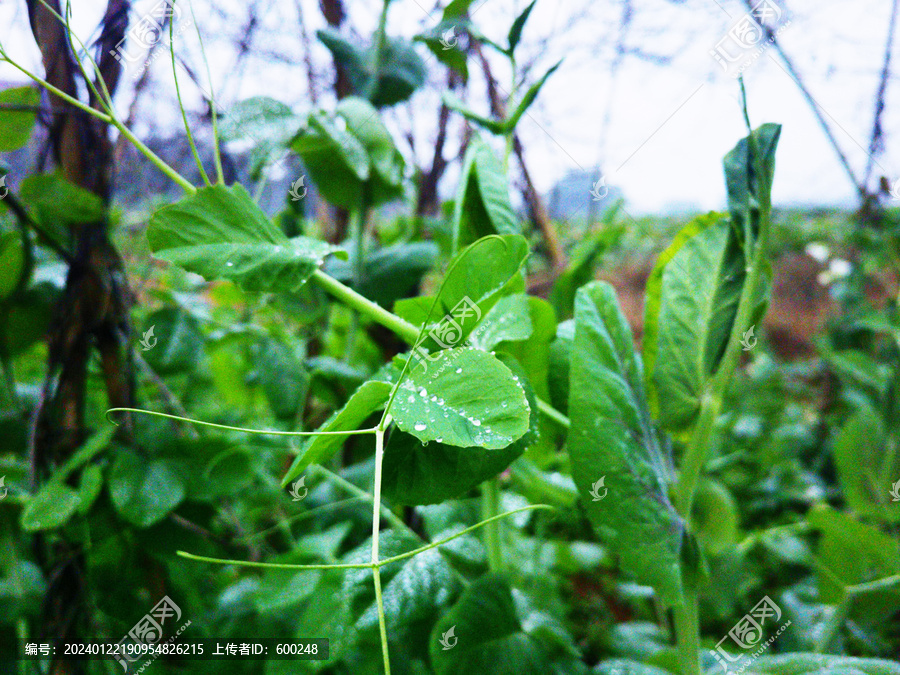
[109,451,185,527]
[388,347,529,449]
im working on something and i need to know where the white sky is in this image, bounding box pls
[1,0,898,214]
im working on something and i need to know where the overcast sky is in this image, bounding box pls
[1,0,898,214]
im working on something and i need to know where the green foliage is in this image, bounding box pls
[148,183,345,291]
[567,281,684,603]
[0,86,40,151]
[452,136,520,241]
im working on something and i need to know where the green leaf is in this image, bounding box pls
[744,654,900,675]
[429,574,556,674]
[444,0,478,19]
[642,213,744,430]
[507,0,538,52]
[219,96,304,177]
[335,97,406,205]
[381,432,523,505]
[452,137,519,242]
[0,231,25,300]
[0,86,40,151]
[833,404,900,521]
[388,347,529,449]
[442,92,505,134]
[316,30,426,107]
[281,380,392,485]
[147,184,344,292]
[498,296,557,401]
[568,281,683,604]
[414,22,469,82]
[503,60,561,132]
[141,307,205,374]
[807,504,900,622]
[21,482,81,532]
[256,338,309,420]
[20,173,105,237]
[368,38,427,108]
[723,123,781,247]
[76,466,104,516]
[53,427,115,483]
[382,352,537,505]
[691,478,739,554]
[592,661,673,675]
[109,452,185,527]
[468,294,533,351]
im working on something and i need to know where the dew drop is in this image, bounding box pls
[419,388,428,397]
[414,422,427,431]
[408,395,415,403]
[226,261,234,267]
[473,419,481,427]
[455,368,463,374]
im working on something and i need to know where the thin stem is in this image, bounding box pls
[537,398,570,428]
[170,9,211,186]
[371,421,390,674]
[674,582,701,675]
[481,478,504,572]
[177,551,370,571]
[188,0,224,184]
[106,406,378,437]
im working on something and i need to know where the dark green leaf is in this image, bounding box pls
[141,307,205,374]
[723,123,781,247]
[568,281,683,603]
[109,452,185,527]
[507,0,538,52]
[256,338,309,420]
[21,482,80,532]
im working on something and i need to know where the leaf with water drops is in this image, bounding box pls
[388,347,529,449]
[148,184,346,293]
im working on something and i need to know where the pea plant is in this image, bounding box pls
[3,2,900,674]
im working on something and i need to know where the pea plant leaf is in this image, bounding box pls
[387,347,529,449]
[109,451,185,528]
[0,86,40,151]
[507,0,538,53]
[744,654,900,675]
[382,353,539,505]
[642,213,746,431]
[21,482,81,532]
[723,122,782,247]
[429,574,562,674]
[452,137,520,242]
[567,281,683,604]
[281,380,392,485]
[147,184,345,292]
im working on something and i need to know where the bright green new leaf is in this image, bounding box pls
[281,380,392,485]
[109,452,185,527]
[389,347,529,448]
[76,466,104,516]
[452,137,520,242]
[21,482,81,532]
[20,173,105,235]
[568,281,683,604]
[0,86,40,151]
[148,184,344,292]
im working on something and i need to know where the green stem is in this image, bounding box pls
[481,478,504,572]
[674,581,701,675]
[365,0,391,102]
[371,417,391,674]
